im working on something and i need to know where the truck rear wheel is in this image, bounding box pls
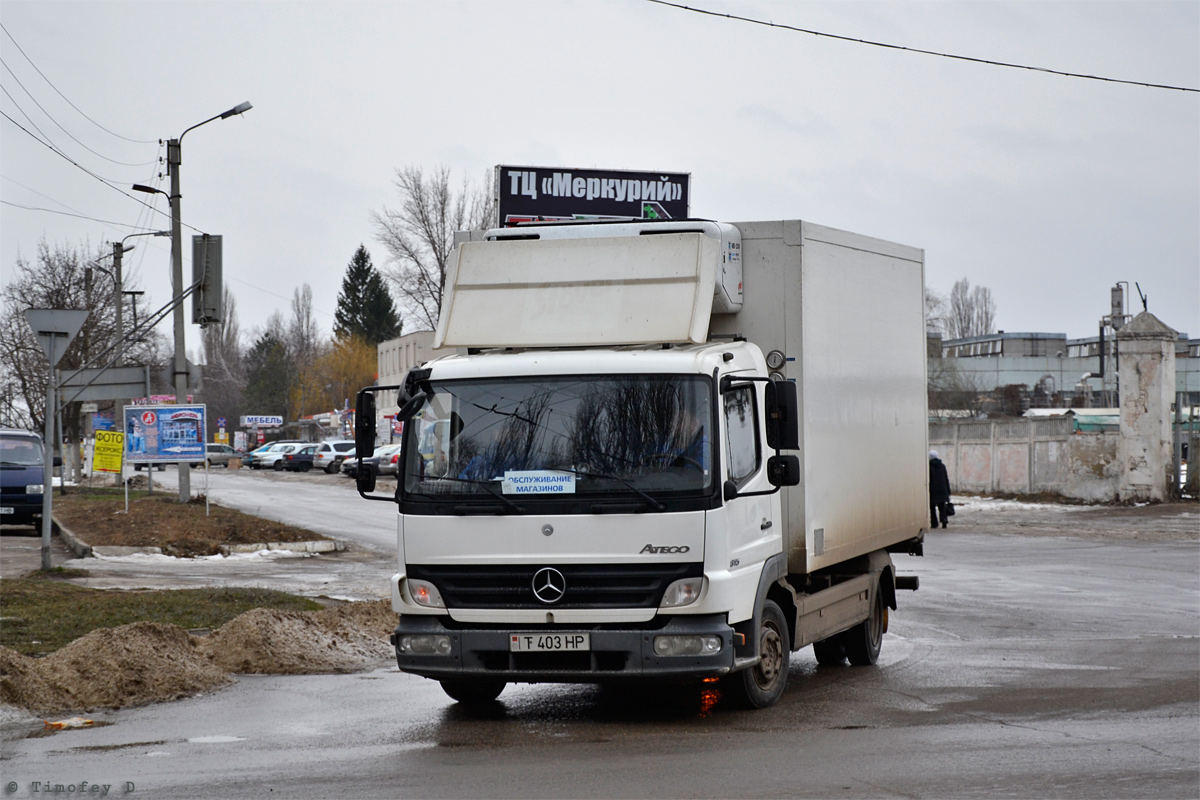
[727,599,789,709]
[811,637,846,665]
[842,585,885,666]
[440,678,507,704]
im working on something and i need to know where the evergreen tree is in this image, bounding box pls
[243,330,290,418]
[334,245,401,345]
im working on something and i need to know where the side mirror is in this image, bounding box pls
[355,390,377,458]
[52,456,63,468]
[723,480,739,501]
[765,380,800,451]
[767,454,801,487]
[356,464,377,494]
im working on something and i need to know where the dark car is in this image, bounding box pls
[1,429,58,526]
[281,444,317,472]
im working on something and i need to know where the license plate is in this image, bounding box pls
[0,507,13,514]
[509,633,590,652]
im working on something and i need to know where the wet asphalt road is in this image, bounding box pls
[1,472,1197,799]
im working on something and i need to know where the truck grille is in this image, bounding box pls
[407,563,703,609]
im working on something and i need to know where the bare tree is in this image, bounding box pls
[946,278,997,340]
[199,287,245,433]
[371,166,495,331]
[925,287,947,337]
[0,239,164,432]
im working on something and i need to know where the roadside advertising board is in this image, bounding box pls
[92,430,124,473]
[494,165,690,227]
[123,405,206,465]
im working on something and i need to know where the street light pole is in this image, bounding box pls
[134,101,250,503]
[166,136,189,503]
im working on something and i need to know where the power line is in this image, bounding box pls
[1,58,159,167]
[1,108,208,236]
[0,199,160,230]
[0,21,158,143]
[645,0,1200,93]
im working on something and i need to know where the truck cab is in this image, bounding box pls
[356,218,928,708]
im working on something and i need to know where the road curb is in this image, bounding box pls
[52,516,345,559]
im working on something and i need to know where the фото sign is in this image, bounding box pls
[124,404,206,464]
[494,165,690,227]
[92,430,124,474]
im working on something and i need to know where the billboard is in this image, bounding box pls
[494,165,690,227]
[124,405,206,464]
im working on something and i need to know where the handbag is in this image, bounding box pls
[946,502,955,517]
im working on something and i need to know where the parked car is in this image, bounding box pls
[341,443,401,479]
[314,440,356,474]
[250,443,299,470]
[1,429,58,526]
[191,443,239,468]
[377,443,404,476]
[281,444,318,472]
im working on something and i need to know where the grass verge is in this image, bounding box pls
[0,572,322,656]
[52,487,329,557]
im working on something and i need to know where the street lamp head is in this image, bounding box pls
[221,101,253,118]
[131,183,167,197]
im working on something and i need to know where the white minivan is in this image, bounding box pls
[314,440,356,473]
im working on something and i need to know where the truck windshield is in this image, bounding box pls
[402,375,713,503]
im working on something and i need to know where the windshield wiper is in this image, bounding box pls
[559,468,666,512]
[426,476,525,515]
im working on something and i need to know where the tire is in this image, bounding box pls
[324,462,337,474]
[812,637,846,665]
[300,462,311,472]
[440,678,506,704]
[273,460,284,471]
[726,599,790,709]
[842,583,886,666]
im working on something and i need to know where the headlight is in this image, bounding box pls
[406,579,445,609]
[397,634,452,655]
[660,577,705,608]
[653,635,723,657]
[26,484,44,495]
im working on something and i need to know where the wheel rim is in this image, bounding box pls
[755,623,783,689]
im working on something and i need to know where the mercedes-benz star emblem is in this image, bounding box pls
[531,567,566,604]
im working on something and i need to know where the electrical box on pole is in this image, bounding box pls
[192,233,223,325]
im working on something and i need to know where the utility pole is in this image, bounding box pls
[112,241,125,365]
[134,101,250,504]
[167,136,190,504]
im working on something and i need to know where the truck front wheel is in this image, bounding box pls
[727,599,790,709]
[440,678,507,704]
[842,586,885,666]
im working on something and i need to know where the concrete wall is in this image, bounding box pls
[930,417,1119,502]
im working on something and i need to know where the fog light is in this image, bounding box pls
[407,579,445,608]
[653,634,722,656]
[660,577,705,608]
[398,634,452,655]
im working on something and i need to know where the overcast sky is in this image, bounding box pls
[2,0,1197,361]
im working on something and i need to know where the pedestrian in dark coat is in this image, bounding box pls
[929,450,952,529]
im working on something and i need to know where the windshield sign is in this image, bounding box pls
[404,375,712,502]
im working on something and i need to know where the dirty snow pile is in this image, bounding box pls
[0,600,396,714]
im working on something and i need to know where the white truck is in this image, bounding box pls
[353,218,928,708]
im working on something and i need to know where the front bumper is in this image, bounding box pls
[391,613,735,683]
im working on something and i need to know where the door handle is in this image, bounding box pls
[760,519,773,530]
